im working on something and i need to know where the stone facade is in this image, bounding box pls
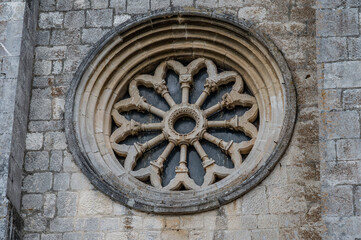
[318,0,361,239]
[0,0,357,239]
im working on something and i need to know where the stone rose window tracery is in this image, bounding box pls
[111,58,258,190]
[65,12,296,213]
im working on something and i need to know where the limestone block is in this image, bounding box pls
[74,218,99,231]
[26,133,43,150]
[41,234,62,240]
[70,172,93,190]
[78,190,112,216]
[251,229,280,240]
[23,173,52,193]
[320,111,360,139]
[22,194,43,211]
[64,11,85,29]
[337,139,361,160]
[317,37,347,62]
[86,9,113,27]
[34,60,52,76]
[73,0,90,9]
[268,185,307,214]
[151,0,170,10]
[44,193,56,218]
[39,12,64,29]
[317,8,359,37]
[24,151,49,172]
[56,0,72,11]
[24,214,47,232]
[44,132,67,150]
[100,218,121,231]
[53,173,70,191]
[113,14,131,26]
[127,0,149,13]
[242,186,269,214]
[49,218,74,232]
[90,0,109,9]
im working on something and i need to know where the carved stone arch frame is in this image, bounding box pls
[65,10,296,214]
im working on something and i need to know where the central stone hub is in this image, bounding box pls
[163,104,206,145]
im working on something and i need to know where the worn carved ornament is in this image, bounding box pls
[67,13,295,213]
[110,58,258,190]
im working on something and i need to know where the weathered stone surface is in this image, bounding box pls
[238,6,267,22]
[49,218,74,232]
[317,8,359,37]
[70,172,93,190]
[29,99,52,120]
[257,214,278,229]
[73,0,91,9]
[57,192,77,216]
[36,30,50,45]
[86,9,113,27]
[40,0,56,11]
[34,60,52,76]
[322,161,361,186]
[251,229,279,240]
[242,186,269,214]
[343,89,361,110]
[15,0,324,238]
[44,193,56,218]
[91,0,108,9]
[22,194,43,211]
[317,37,347,62]
[44,132,67,150]
[151,0,170,10]
[49,150,62,172]
[320,111,360,140]
[23,173,52,193]
[24,233,40,240]
[356,186,361,216]
[39,12,64,29]
[109,0,126,13]
[81,28,108,44]
[78,191,112,216]
[172,0,193,7]
[113,14,131,26]
[337,139,361,161]
[74,218,99,231]
[53,173,70,191]
[100,218,120,231]
[324,185,353,216]
[320,89,341,111]
[28,120,64,133]
[24,151,49,172]
[26,133,43,150]
[268,185,307,214]
[42,234,62,240]
[24,214,47,232]
[64,11,85,29]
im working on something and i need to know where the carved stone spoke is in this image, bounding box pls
[110,58,259,191]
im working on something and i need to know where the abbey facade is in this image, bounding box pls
[0,0,359,239]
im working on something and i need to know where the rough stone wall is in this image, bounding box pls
[22,0,320,239]
[0,0,38,238]
[317,1,361,239]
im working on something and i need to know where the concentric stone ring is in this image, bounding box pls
[164,104,206,145]
[65,11,296,213]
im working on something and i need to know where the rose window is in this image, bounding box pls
[111,58,258,190]
[65,12,296,213]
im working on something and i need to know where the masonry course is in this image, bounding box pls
[0,0,342,238]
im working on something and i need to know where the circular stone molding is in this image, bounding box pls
[65,11,296,214]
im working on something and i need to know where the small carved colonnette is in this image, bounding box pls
[110,58,258,190]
